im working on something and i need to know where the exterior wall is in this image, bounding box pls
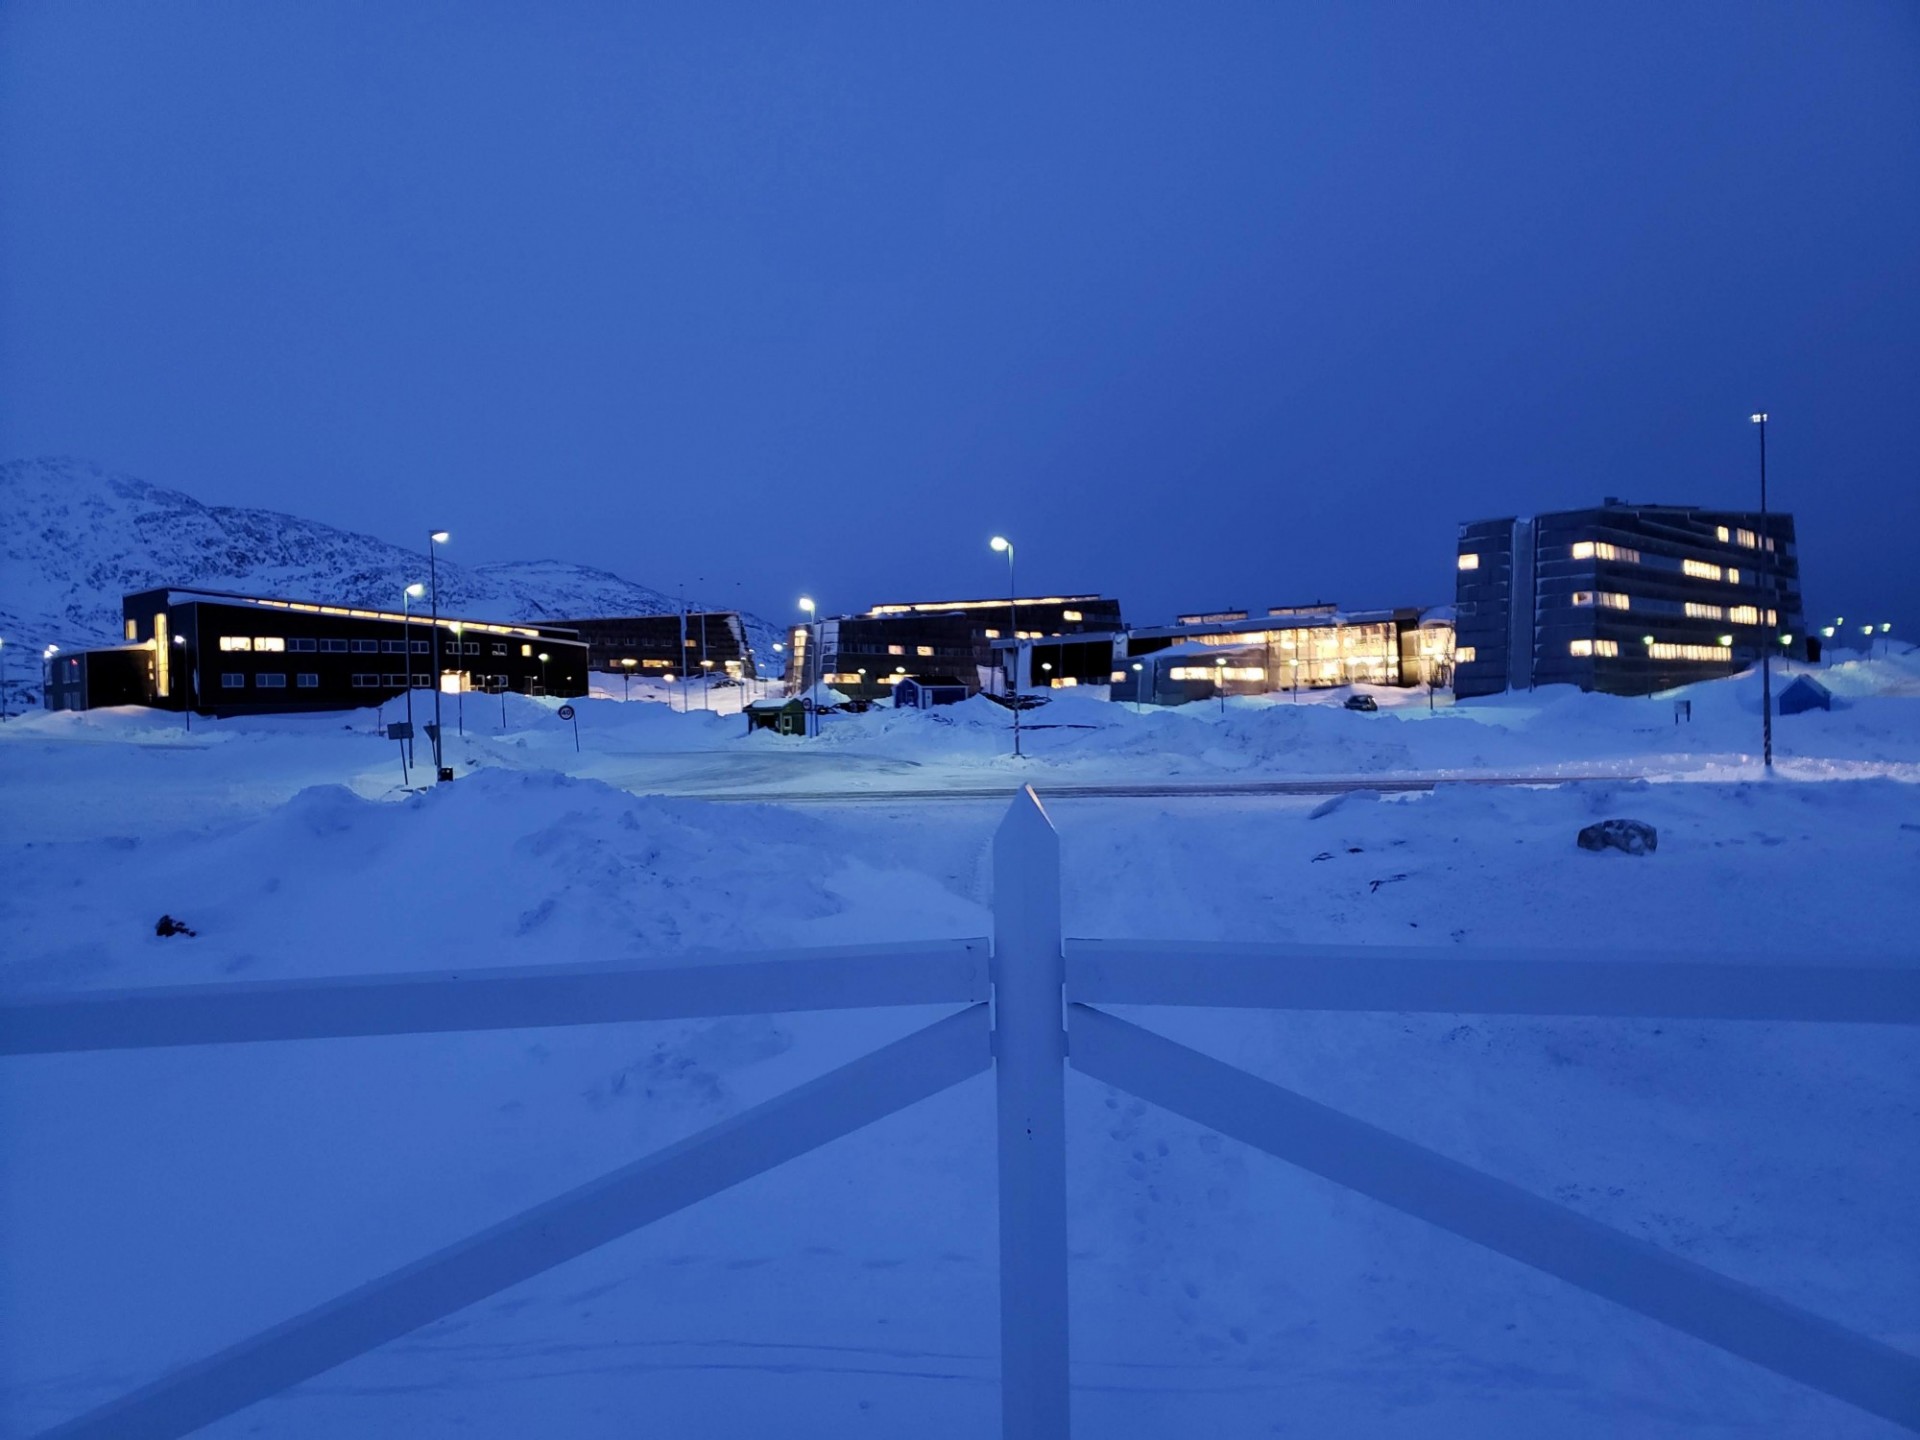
[1454,506,1806,698]
[558,613,756,680]
[1118,612,1436,701]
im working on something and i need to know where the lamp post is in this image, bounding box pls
[449,621,466,736]
[621,656,637,700]
[173,633,189,731]
[990,535,1021,758]
[1131,660,1144,714]
[799,597,819,736]
[1215,653,1228,715]
[44,644,58,709]
[403,583,425,767]
[1748,414,1772,772]
[701,658,714,711]
[538,652,551,695]
[428,530,450,778]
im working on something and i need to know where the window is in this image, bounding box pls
[382,640,407,653]
[1736,528,1758,548]
[1063,609,1083,622]
[412,640,430,654]
[351,638,379,653]
[1111,670,1128,683]
[521,644,532,657]
[1686,602,1724,620]
[984,629,1001,639]
[1728,567,1741,584]
[289,638,317,652]
[256,673,287,688]
[916,645,934,656]
[1169,666,1265,681]
[1682,558,1722,580]
[1716,525,1730,542]
[1572,591,1594,607]
[1648,643,1736,662]
[1729,605,1760,625]
[888,645,905,655]
[296,673,319,688]
[352,674,381,687]
[221,672,245,687]
[413,676,433,689]
[1457,553,1480,570]
[220,636,252,652]
[492,642,507,656]
[385,673,409,686]
[1571,541,1640,563]
[1598,592,1629,610]
[1570,639,1594,657]
[1595,639,1619,657]
[125,619,138,639]
[1455,646,1477,663]
[254,637,285,652]
[464,642,479,655]
[321,638,350,653]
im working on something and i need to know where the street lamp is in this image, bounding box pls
[43,644,58,709]
[990,535,1021,758]
[799,597,819,736]
[449,621,466,736]
[428,531,450,778]
[620,656,637,700]
[538,652,551,694]
[1214,653,1228,715]
[1749,413,1773,771]
[402,582,425,767]
[172,633,189,731]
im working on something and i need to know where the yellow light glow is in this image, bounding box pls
[1457,553,1480,570]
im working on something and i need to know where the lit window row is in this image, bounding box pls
[1571,592,1629,610]
[1571,541,1642,563]
[1682,558,1722,580]
[1686,602,1723,620]
[1729,605,1759,625]
[1715,525,1763,549]
[218,636,289,652]
[1569,639,1620,657]
[1648,642,1733,662]
[1167,666,1267,681]
[1455,646,1477,663]
[1457,552,1480,570]
[1062,610,1084,622]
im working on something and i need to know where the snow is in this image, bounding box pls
[2,659,1918,1437]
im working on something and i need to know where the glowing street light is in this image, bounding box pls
[1749,411,1774,771]
[401,582,426,767]
[990,536,1021,758]
[538,651,551,695]
[798,597,819,735]
[620,656,637,700]
[1214,653,1228,715]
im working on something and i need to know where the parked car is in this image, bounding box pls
[1343,694,1379,712]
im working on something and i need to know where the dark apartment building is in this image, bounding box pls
[557,612,757,681]
[44,587,589,716]
[1454,502,1805,698]
[786,595,1124,703]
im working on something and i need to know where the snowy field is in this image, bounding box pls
[2,658,1917,1438]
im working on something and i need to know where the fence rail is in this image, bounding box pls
[6,785,1917,1438]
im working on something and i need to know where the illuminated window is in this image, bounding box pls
[1648,643,1736,662]
[887,645,905,655]
[256,673,287,688]
[521,644,532,657]
[984,628,1001,639]
[1457,553,1480,570]
[1572,540,1639,563]
[1729,605,1760,625]
[1168,665,1265,681]
[1683,558,1722,580]
[1572,591,1594,607]
[1728,567,1741,584]
[1599,593,1629,610]
[125,619,138,639]
[1595,639,1619,657]
[1063,610,1083,622]
[1716,525,1730,542]
[1051,676,1079,687]
[1110,670,1128,683]
[1767,609,1777,625]
[916,645,934,656]
[1455,646,1477,663]
[219,636,252,652]
[254,637,285,652]
[1736,528,1758,548]
[1686,602,1724,620]
[1570,640,1594,657]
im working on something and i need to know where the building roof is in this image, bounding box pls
[895,673,969,689]
[127,586,581,642]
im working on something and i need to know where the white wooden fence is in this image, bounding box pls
[4,786,1917,1437]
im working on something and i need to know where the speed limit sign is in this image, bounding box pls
[557,704,575,720]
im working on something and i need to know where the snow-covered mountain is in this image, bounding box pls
[0,457,780,677]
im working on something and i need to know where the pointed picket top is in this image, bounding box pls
[997,782,1055,837]
[993,785,1061,943]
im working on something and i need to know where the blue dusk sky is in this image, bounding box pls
[2,2,1916,632]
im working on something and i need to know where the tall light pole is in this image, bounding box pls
[621,656,637,699]
[538,651,551,694]
[428,530,450,778]
[173,633,189,731]
[403,582,425,767]
[799,597,819,736]
[991,535,1021,758]
[450,621,467,736]
[44,644,58,709]
[1749,414,1772,772]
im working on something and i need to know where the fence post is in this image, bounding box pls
[992,785,1071,1437]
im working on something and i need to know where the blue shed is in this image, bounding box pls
[1778,675,1833,715]
[893,674,970,709]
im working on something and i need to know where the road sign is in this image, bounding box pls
[385,722,414,740]
[557,705,575,721]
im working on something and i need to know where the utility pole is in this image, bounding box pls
[1750,414,1772,772]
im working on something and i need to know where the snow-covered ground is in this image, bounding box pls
[2,658,1917,1438]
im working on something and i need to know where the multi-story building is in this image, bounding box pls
[557,613,757,682]
[1110,605,1455,705]
[787,595,1124,703]
[1453,501,1804,698]
[43,587,589,716]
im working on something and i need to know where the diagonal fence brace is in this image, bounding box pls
[1067,1003,1920,1435]
[38,1003,992,1440]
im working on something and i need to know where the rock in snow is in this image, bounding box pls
[1577,818,1659,855]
